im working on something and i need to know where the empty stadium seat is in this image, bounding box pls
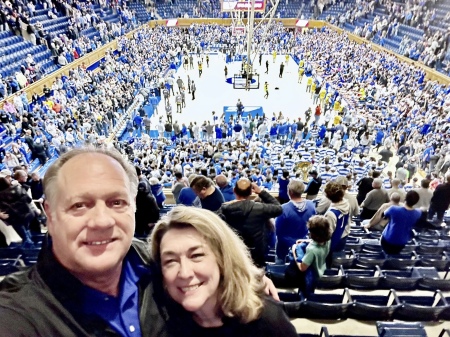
[298,289,351,320]
[383,252,418,270]
[347,289,400,321]
[376,321,427,337]
[345,266,382,289]
[394,290,448,321]
[316,267,345,289]
[380,268,421,290]
[416,267,450,291]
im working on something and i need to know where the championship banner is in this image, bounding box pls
[222,0,266,12]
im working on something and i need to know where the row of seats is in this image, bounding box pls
[346,237,450,255]
[331,249,449,271]
[44,22,70,34]
[39,17,69,29]
[2,41,37,56]
[30,14,52,24]
[299,322,449,337]
[281,288,450,321]
[267,263,450,291]
[0,34,21,47]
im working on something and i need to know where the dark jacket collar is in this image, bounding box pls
[36,236,152,304]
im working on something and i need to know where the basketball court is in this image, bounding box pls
[151,52,316,128]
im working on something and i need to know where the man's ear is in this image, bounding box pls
[44,200,54,235]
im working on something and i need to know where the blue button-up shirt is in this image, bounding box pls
[82,254,147,337]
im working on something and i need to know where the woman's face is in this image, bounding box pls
[160,227,220,317]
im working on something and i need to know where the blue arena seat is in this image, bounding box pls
[316,267,345,289]
[331,250,356,268]
[383,252,418,270]
[347,289,400,321]
[394,290,448,321]
[0,248,21,259]
[418,252,450,271]
[376,321,427,337]
[0,263,19,276]
[416,267,450,291]
[299,289,351,320]
[380,268,421,290]
[354,252,386,269]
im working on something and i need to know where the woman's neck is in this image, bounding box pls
[193,309,223,328]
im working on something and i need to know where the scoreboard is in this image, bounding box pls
[221,0,266,12]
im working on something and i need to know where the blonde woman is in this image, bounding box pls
[150,206,297,337]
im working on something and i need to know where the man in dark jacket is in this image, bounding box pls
[357,171,380,205]
[428,173,450,225]
[33,138,47,166]
[0,148,170,336]
[135,166,160,237]
[305,170,322,200]
[218,178,282,267]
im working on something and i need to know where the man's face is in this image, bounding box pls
[194,187,207,199]
[45,153,135,279]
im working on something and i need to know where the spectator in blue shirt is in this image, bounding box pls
[215,174,235,202]
[381,190,422,255]
[275,180,316,262]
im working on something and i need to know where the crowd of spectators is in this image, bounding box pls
[0,23,450,255]
[0,0,141,93]
[326,0,450,74]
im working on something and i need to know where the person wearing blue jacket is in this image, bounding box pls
[216,174,235,202]
[278,122,288,144]
[275,180,316,262]
[270,123,278,141]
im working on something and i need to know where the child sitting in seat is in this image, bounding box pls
[285,215,331,295]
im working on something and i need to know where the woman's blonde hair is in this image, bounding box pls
[150,206,265,323]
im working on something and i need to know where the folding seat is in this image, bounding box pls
[381,268,421,290]
[361,240,382,254]
[0,248,21,259]
[376,321,427,337]
[316,267,345,289]
[347,289,400,321]
[345,237,363,252]
[349,226,369,238]
[417,242,445,255]
[416,267,450,291]
[21,248,41,266]
[344,266,382,289]
[0,263,19,276]
[296,289,351,320]
[383,252,418,270]
[394,290,448,321]
[418,252,449,271]
[354,252,386,269]
[265,264,292,288]
[415,227,440,235]
[331,250,356,268]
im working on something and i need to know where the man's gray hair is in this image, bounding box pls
[391,178,401,186]
[373,178,383,188]
[43,146,138,208]
[288,180,305,198]
[390,192,401,204]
